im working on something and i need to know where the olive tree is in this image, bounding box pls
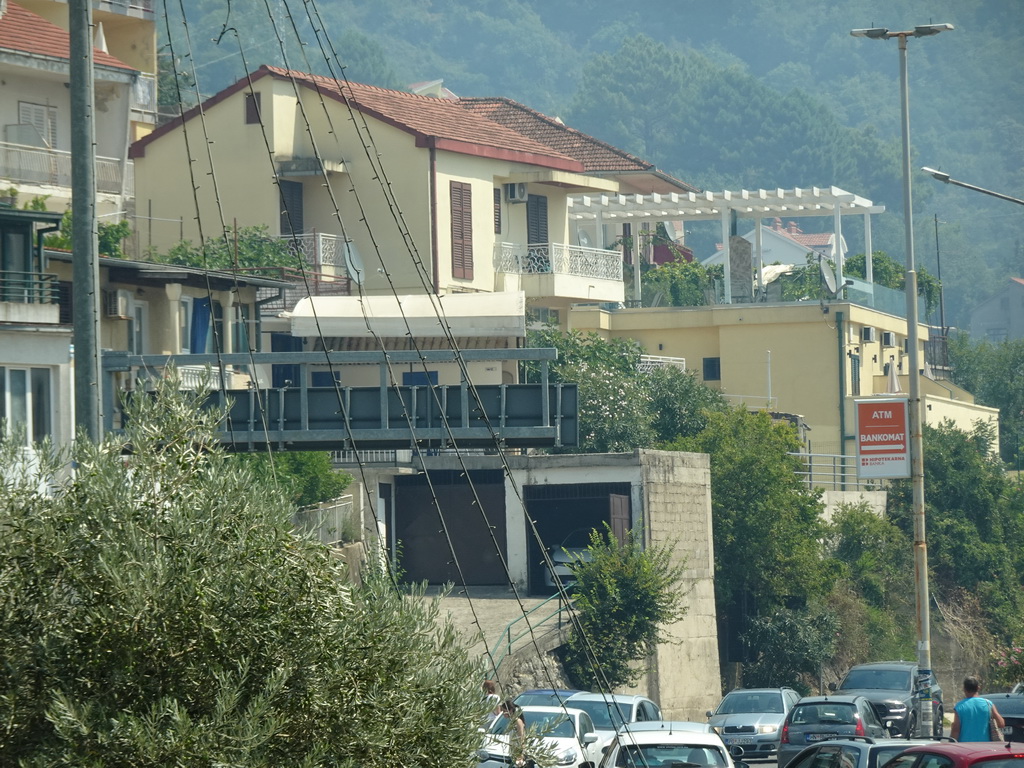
[0,378,484,767]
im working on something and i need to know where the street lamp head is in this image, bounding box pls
[921,167,951,183]
[913,23,954,36]
[851,27,890,39]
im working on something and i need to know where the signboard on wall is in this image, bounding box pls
[855,397,911,479]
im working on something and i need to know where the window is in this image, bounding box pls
[702,357,721,381]
[527,307,560,326]
[233,303,258,353]
[179,296,193,353]
[18,101,57,147]
[450,181,473,279]
[850,354,861,396]
[128,300,147,355]
[986,327,1008,343]
[526,194,548,244]
[493,187,502,234]
[245,92,261,124]
[0,366,52,445]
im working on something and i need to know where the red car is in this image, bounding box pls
[885,741,1024,768]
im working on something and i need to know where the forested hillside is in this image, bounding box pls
[161,0,1023,329]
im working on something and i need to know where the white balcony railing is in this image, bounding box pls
[494,242,623,281]
[131,73,157,124]
[638,355,686,373]
[0,141,131,195]
[281,232,347,273]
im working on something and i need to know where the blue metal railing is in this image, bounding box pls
[489,590,574,675]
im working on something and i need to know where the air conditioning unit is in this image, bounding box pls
[505,182,528,203]
[105,288,132,319]
[861,327,877,343]
[881,331,897,348]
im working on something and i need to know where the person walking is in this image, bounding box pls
[483,680,501,726]
[498,699,529,766]
[951,676,1005,742]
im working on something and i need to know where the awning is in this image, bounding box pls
[288,291,526,339]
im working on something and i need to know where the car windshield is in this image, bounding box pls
[516,692,575,707]
[841,669,912,690]
[789,703,857,726]
[617,744,728,768]
[568,699,633,729]
[717,692,784,715]
[491,712,575,738]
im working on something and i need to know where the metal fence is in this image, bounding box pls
[494,241,623,281]
[292,494,356,546]
[0,271,59,304]
[789,452,884,491]
[0,141,130,195]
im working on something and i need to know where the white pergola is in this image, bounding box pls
[568,185,886,303]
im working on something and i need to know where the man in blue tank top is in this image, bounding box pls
[951,676,1005,742]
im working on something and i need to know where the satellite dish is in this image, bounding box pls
[343,240,364,284]
[577,229,592,248]
[819,259,838,296]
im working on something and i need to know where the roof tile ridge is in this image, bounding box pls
[460,94,655,169]
[263,65,451,102]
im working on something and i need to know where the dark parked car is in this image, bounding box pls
[884,740,1024,768]
[982,688,1024,742]
[777,696,889,768]
[835,661,943,738]
[706,687,801,760]
[784,736,939,768]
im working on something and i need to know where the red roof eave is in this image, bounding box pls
[418,136,584,173]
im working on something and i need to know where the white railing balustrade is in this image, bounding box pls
[0,142,128,195]
[494,242,623,281]
[637,355,686,373]
[281,232,345,272]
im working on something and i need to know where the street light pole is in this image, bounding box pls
[921,167,1024,207]
[852,22,953,739]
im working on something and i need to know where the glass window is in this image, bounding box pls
[703,357,721,381]
[179,297,192,353]
[0,367,50,445]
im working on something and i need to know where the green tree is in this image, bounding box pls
[526,327,727,451]
[562,526,686,691]
[641,259,718,307]
[887,420,1024,639]
[237,451,352,508]
[845,251,942,316]
[45,210,133,259]
[147,225,297,270]
[948,333,1024,464]
[741,605,838,694]
[0,378,484,766]
[669,410,830,623]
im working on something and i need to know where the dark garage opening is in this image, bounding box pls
[524,482,631,595]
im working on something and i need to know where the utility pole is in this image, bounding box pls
[70,0,103,440]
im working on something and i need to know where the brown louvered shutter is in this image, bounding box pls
[450,181,473,279]
[526,194,548,244]
[493,187,502,234]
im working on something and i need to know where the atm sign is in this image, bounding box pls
[855,398,910,479]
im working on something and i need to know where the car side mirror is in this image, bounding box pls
[582,731,599,745]
[706,709,714,718]
[827,682,837,692]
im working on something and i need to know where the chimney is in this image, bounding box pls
[787,221,801,234]
[773,217,783,230]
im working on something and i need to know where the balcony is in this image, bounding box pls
[130,73,157,125]
[280,232,353,276]
[494,241,625,304]
[0,142,131,196]
[0,271,60,324]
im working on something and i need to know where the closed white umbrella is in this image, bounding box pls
[886,358,902,393]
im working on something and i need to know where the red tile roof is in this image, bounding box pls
[789,232,833,247]
[0,1,135,71]
[133,65,584,172]
[458,96,698,191]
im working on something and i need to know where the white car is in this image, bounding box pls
[601,721,741,768]
[564,692,663,750]
[476,705,603,768]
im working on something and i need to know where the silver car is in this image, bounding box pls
[707,687,801,760]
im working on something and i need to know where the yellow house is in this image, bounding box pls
[129,65,647,317]
[0,0,156,216]
[569,300,998,462]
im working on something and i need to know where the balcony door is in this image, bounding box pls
[526,194,548,245]
[279,180,304,237]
